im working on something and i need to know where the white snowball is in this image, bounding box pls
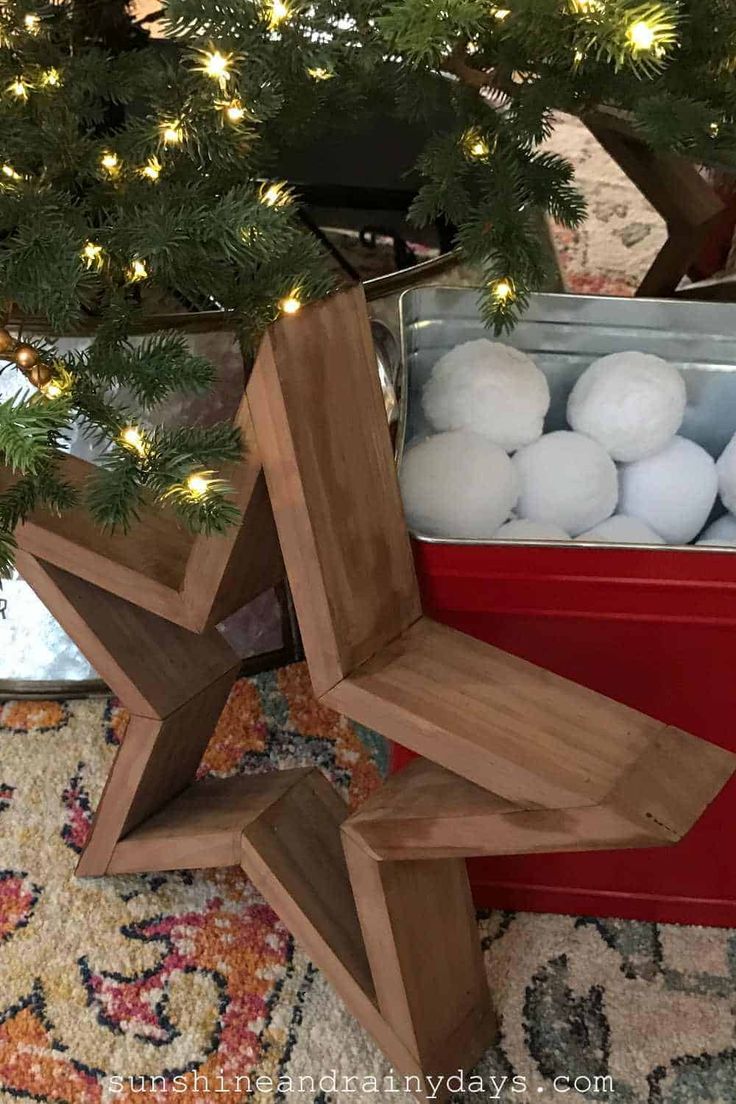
[696,513,736,547]
[399,430,518,539]
[577,515,665,545]
[567,351,686,462]
[619,435,718,544]
[513,430,618,536]
[494,519,570,541]
[423,339,550,451]
[717,432,736,514]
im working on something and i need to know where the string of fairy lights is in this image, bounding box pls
[0,0,312,507]
[0,323,223,503]
[0,0,687,361]
[459,0,682,311]
[0,0,310,303]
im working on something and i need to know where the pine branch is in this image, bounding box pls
[0,393,72,474]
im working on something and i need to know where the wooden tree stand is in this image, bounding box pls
[10,286,736,1099]
[586,113,732,299]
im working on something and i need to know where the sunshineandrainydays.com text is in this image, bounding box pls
[106,1070,615,1098]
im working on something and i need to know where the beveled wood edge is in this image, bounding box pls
[340,731,736,863]
[105,767,312,874]
[247,331,348,697]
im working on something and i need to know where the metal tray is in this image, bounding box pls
[398,287,736,550]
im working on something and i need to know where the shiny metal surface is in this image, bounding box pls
[398,287,736,549]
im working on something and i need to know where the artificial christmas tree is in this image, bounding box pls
[0,0,332,575]
[3,0,736,577]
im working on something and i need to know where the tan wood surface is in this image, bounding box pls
[6,397,282,631]
[77,668,239,875]
[609,725,736,839]
[107,769,309,873]
[4,455,192,625]
[17,552,238,719]
[240,770,484,1099]
[343,757,734,862]
[242,769,375,1000]
[342,831,495,1072]
[326,616,665,808]
[181,393,284,631]
[248,285,421,697]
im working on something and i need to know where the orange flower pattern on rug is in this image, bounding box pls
[0,665,388,1102]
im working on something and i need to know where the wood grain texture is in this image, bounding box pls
[343,732,736,861]
[325,616,665,808]
[77,668,239,876]
[5,395,281,632]
[608,724,736,839]
[17,552,238,719]
[342,830,495,1073]
[248,285,421,697]
[241,769,375,1000]
[107,769,309,873]
[239,770,485,1099]
[4,454,193,625]
[182,392,284,631]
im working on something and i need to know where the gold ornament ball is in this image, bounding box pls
[0,328,14,354]
[29,362,53,388]
[15,344,39,369]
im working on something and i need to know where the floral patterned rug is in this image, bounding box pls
[547,115,667,297]
[0,664,733,1103]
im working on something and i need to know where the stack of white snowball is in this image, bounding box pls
[400,338,736,548]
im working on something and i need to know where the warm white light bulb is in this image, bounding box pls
[141,156,162,181]
[259,181,290,207]
[126,259,148,283]
[268,0,290,29]
[100,151,120,174]
[81,241,104,267]
[279,292,301,315]
[203,49,231,81]
[627,19,655,51]
[463,130,489,159]
[160,120,184,145]
[9,77,29,99]
[186,472,211,497]
[120,426,146,454]
[492,279,513,302]
[224,100,245,122]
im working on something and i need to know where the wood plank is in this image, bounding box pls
[343,761,675,861]
[585,121,724,231]
[239,770,480,1100]
[342,831,495,1073]
[248,285,421,696]
[325,616,665,808]
[241,769,375,999]
[77,668,239,875]
[4,454,194,626]
[107,770,309,873]
[5,396,281,632]
[608,725,736,839]
[181,393,284,631]
[344,735,736,861]
[585,120,726,297]
[17,553,238,719]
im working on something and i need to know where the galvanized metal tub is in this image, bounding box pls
[399,287,736,549]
